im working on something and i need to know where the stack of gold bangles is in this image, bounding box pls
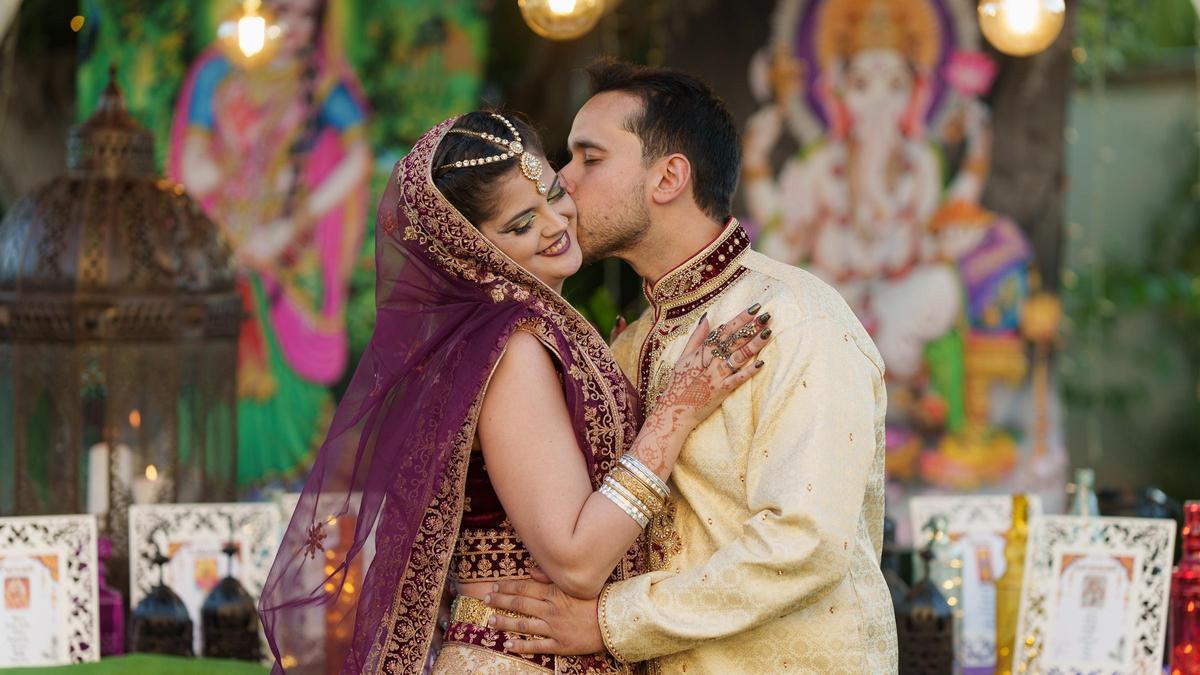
[599,454,671,528]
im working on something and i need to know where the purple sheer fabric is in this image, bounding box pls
[259,118,643,674]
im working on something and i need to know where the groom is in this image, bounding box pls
[486,59,898,673]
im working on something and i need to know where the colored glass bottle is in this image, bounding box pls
[995,493,1030,675]
[96,536,125,656]
[1170,501,1200,675]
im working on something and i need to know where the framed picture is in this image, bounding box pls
[129,503,281,658]
[1014,516,1176,674]
[0,515,100,667]
[909,494,1044,671]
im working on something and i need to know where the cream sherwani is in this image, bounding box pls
[601,220,898,674]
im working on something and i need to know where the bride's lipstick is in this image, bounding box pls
[539,231,572,257]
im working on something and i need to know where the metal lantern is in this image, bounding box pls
[0,69,240,582]
[896,545,956,674]
[131,549,195,657]
[201,542,262,661]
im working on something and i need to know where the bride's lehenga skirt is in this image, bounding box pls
[430,595,555,673]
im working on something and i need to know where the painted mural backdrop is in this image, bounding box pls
[742,0,1067,530]
[78,0,487,489]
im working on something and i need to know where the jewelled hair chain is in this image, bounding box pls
[436,113,548,195]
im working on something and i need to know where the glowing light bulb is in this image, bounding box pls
[518,0,605,41]
[237,14,267,57]
[1004,0,1039,34]
[978,0,1065,57]
[217,0,283,66]
[145,464,158,481]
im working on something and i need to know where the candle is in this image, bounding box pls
[131,464,160,505]
[86,442,134,515]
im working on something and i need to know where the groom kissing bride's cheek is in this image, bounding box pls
[260,58,896,675]
[482,59,897,674]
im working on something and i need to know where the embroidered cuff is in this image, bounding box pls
[597,583,629,664]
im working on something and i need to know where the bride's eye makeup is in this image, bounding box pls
[500,175,565,236]
[546,175,565,203]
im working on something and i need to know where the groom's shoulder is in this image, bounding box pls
[739,250,856,325]
[738,250,884,374]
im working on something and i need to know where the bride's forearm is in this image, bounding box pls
[537,407,692,598]
[626,402,692,479]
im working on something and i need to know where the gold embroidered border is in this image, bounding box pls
[432,642,551,674]
[597,583,628,665]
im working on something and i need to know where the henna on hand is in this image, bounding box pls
[629,305,774,475]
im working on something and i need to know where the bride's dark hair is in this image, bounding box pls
[432,111,546,226]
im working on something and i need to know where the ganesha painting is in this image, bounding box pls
[742,0,1066,521]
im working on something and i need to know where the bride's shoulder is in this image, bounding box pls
[482,329,567,415]
[494,329,559,381]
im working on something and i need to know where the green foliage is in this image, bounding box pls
[1075,0,1199,81]
[77,0,195,166]
[1062,143,1200,496]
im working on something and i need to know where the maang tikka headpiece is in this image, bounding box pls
[436,113,548,195]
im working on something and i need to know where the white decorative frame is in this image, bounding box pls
[909,494,1044,669]
[1013,516,1176,675]
[0,515,100,666]
[129,503,281,659]
[910,494,1045,542]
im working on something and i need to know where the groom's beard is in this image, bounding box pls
[579,193,650,266]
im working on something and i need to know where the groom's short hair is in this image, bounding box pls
[586,58,741,222]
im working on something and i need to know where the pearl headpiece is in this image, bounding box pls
[436,113,547,195]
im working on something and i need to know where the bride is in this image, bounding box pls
[259,111,773,674]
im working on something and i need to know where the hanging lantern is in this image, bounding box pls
[201,542,262,661]
[0,68,239,597]
[978,0,1066,57]
[217,0,284,66]
[518,0,605,41]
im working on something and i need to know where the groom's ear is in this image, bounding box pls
[649,153,692,207]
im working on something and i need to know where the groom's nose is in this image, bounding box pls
[558,162,578,195]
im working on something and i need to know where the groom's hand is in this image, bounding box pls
[484,577,604,656]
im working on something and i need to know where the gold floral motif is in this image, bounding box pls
[646,499,682,571]
[645,220,750,306]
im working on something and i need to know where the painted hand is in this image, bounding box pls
[659,304,773,428]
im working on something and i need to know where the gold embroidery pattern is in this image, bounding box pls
[635,222,751,417]
[452,527,533,581]
[598,583,628,665]
[431,643,549,674]
[368,344,489,675]
[646,498,682,571]
[645,221,751,306]
[365,118,645,675]
[630,222,753,569]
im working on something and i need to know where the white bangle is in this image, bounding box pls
[599,483,650,528]
[603,475,656,520]
[619,455,669,501]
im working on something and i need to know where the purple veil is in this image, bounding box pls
[259,118,643,674]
